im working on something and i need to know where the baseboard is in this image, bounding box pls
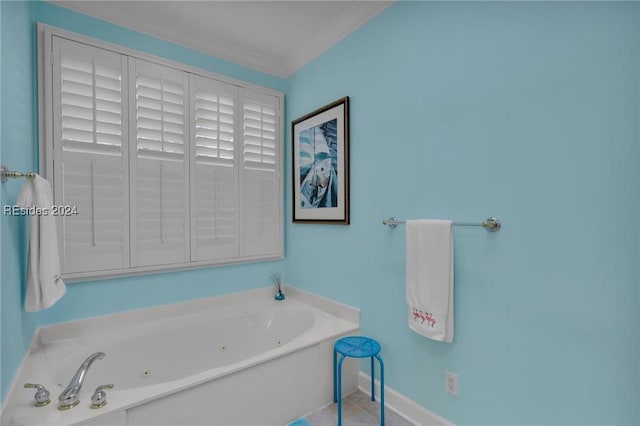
[358,372,454,426]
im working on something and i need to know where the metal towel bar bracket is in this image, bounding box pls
[382,217,501,232]
[1,165,36,183]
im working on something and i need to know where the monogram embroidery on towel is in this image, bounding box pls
[412,307,436,327]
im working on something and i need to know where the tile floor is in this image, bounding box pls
[300,390,414,426]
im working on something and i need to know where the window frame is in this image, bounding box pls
[38,24,284,282]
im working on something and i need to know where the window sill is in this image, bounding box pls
[63,253,284,283]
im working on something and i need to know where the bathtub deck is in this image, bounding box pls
[4,288,361,426]
[301,390,414,426]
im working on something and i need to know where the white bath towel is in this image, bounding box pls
[16,175,66,312]
[405,220,454,343]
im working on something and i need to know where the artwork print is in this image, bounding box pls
[298,119,338,209]
[292,97,349,224]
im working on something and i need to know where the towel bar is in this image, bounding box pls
[1,165,36,183]
[382,217,501,232]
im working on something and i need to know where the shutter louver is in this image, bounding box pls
[136,75,185,159]
[61,56,123,153]
[195,91,235,167]
[190,75,239,261]
[55,37,129,274]
[131,59,189,267]
[242,98,277,171]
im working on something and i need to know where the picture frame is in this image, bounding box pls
[292,97,350,224]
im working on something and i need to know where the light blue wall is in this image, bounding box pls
[1,0,39,406]
[0,0,285,402]
[285,2,639,425]
[2,1,639,424]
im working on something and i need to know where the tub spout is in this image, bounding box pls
[58,352,105,410]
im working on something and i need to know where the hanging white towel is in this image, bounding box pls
[16,175,66,312]
[405,219,454,343]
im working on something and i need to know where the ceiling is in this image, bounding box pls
[50,1,393,78]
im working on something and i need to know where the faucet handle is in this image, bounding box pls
[24,383,51,407]
[90,384,114,409]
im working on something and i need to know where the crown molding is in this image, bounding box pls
[48,1,393,78]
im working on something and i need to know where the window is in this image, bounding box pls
[39,25,283,280]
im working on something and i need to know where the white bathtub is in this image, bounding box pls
[3,287,360,426]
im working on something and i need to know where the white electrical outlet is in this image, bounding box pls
[445,371,458,396]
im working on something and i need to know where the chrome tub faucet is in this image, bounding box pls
[58,352,105,410]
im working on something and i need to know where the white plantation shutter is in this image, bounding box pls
[130,59,189,267]
[53,37,129,274]
[239,89,281,257]
[190,75,239,261]
[43,27,283,279]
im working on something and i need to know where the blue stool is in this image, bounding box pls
[333,336,384,426]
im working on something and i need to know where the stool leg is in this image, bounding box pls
[337,355,345,426]
[333,349,337,403]
[370,356,375,401]
[375,354,385,426]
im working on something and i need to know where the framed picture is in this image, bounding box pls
[292,97,349,224]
